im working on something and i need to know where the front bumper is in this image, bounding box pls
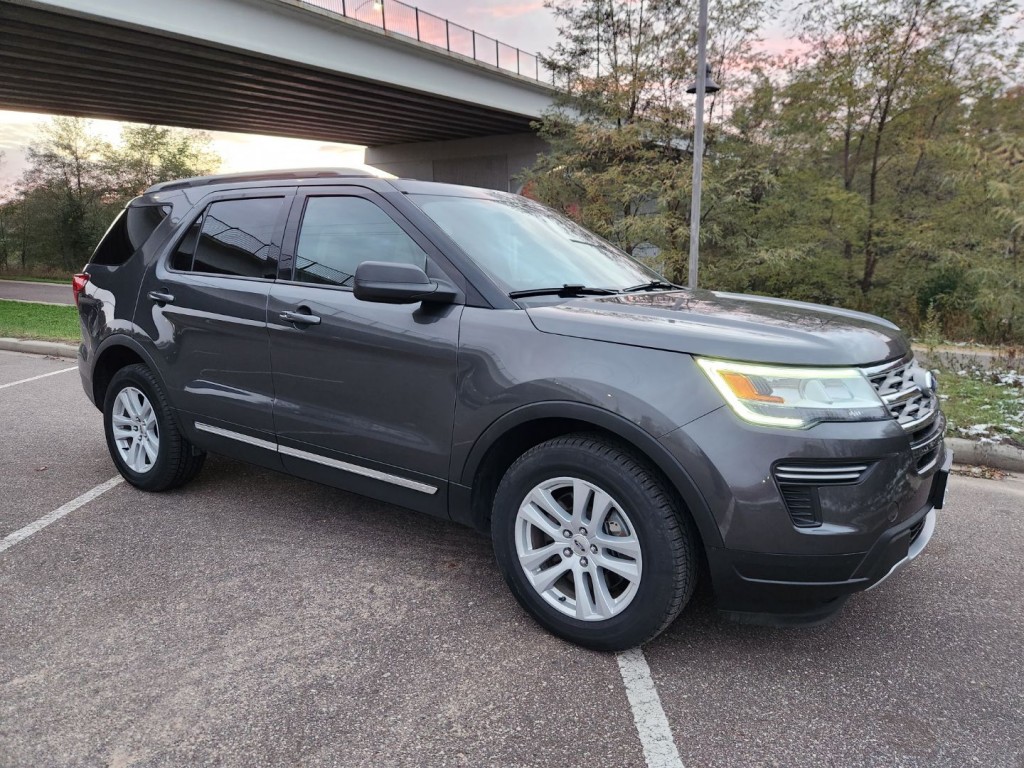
[705,448,951,626]
[865,507,935,592]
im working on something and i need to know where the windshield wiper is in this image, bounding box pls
[508,284,619,299]
[620,280,682,293]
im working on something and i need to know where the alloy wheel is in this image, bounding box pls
[111,386,159,473]
[514,476,643,621]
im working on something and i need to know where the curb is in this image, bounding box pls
[0,337,79,359]
[912,344,1005,372]
[947,437,1024,473]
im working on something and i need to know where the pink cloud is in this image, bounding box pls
[487,1,545,19]
[751,35,812,59]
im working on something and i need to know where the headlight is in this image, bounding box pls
[696,358,890,428]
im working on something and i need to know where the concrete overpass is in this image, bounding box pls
[0,0,556,190]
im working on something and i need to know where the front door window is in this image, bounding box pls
[294,196,427,287]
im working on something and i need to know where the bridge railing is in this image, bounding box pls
[299,0,553,84]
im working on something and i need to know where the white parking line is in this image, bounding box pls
[617,648,685,768]
[0,366,78,390]
[0,476,123,553]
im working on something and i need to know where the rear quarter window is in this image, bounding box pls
[90,204,170,266]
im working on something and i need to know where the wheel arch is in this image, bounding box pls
[455,402,723,549]
[90,335,165,412]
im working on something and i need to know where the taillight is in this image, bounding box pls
[72,273,89,307]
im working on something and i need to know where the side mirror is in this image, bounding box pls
[353,261,457,305]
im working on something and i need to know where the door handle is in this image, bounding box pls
[147,291,175,305]
[280,310,321,326]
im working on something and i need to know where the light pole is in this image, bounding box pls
[350,0,384,26]
[685,0,719,289]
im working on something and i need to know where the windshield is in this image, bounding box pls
[409,193,662,293]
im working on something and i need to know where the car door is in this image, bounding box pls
[137,188,292,460]
[267,187,464,516]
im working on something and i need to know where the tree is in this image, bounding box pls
[958,86,1024,341]
[0,151,8,271]
[775,0,1020,296]
[104,124,219,204]
[0,118,221,274]
[522,0,771,279]
[19,117,112,270]
[522,0,1024,343]
[733,0,1024,339]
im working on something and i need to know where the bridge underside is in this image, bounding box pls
[0,3,535,147]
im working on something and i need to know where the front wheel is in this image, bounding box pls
[491,434,698,650]
[103,364,205,491]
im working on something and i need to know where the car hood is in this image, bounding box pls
[525,289,908,366]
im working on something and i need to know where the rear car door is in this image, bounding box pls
[136,188,292,456]
[267,186,464,516]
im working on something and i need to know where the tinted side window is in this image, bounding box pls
[91,205,170,266]
[172,197,284,278]
[294,197,427,287]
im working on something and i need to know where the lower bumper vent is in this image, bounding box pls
[908,518,925,546]
[779,484,819,528]
[774,462,872,529]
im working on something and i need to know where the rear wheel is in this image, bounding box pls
[491,433,698,650]
[103,364,205,491]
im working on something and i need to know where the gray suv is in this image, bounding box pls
[74,168,950,650]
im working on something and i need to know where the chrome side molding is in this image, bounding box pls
[194,422,438,495]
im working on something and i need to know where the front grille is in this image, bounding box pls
[862,356,938,432]
[773,461,872,528]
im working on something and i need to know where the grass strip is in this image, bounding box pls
[938,369,1023,446]
[0,299,80,343]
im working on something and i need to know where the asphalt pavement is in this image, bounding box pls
[0,280,73,305]
[1,349,1022,767]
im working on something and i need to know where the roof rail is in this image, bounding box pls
[146,167,379,193]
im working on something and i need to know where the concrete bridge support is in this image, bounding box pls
[364,132,548,192]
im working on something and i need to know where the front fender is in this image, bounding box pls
[457,400,725,548]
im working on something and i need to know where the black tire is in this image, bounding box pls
[103,364,206,491]
[491,433,698,651]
